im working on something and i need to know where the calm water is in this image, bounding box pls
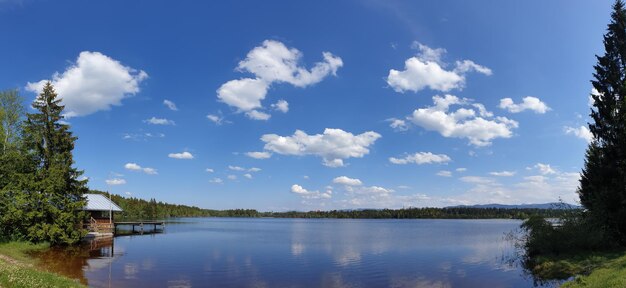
[35,218,553,287]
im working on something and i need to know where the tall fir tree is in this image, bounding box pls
[579,0,626,243]
[20,82,88,245]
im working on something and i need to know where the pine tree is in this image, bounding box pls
[578,0,626,243]
[21,82,88,245]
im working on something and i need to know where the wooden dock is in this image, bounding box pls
[114,221,165,233]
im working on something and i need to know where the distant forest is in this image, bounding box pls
[92,191,573,221]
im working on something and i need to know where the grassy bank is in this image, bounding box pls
[559,250,626,287]
[0,241,84,288]
[527,249,626,287]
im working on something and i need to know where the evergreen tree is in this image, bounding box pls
[20,82,88,245]
[578,0,626,243]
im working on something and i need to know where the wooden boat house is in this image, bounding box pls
[83,193,123,234]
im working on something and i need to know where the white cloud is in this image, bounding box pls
[459,176,494,184]
[227,175,237,180]
[338,179,395,207]
[209,178,223,184]
[246,151,271,159]
[346,185,393,195]
[271,100,289,113]
[228,165,245,171]
[124,162,158,175]
[205,168,214,173]
[323,159,345,168]
[122,132,165,141]
[387,118,409,132]
[245,110,271,120]
[386,42,491,93]
[451,170,580,206]
[125,192,132,196]
[456,168,467,172]
[291,184,332,199]
[387,57,462,93]
[389,152,451,165]
[410,41,446,63]
[238,40,343,87]
[453,60,493,75]
[106,178,126,185]
[437,170,452,177]
[26,51,148,118]
[332,176,363,186]
[406,94,518,146]
[565,126,593,143]
[471,103,493,117]
[144,117,175,125]
[217,40,342,119]
[260,128,381,167]
[163,99,178,111]
[206,114,226,125]
[244,173,253,179]
[499,96,550,114]
[217,78,268,112]
[291,179,464,209]
[534,163,557,175]
[224,165,261,174]
[124,163,141,171]
[489,171,516,177]
[168,152,194,159]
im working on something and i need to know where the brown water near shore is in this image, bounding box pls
[32,237,114,285]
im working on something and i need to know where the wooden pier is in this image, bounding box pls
[114,221,165,233]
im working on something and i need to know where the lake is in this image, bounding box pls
[35,218,555,287]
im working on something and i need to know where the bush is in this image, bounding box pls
[521,213,613,258]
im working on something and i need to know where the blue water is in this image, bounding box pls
[39,218,552,287]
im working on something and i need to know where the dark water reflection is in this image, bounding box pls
[35,218,556,287]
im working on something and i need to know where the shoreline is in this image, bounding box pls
[0,241,85,288]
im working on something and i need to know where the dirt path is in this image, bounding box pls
[0,254,31,267]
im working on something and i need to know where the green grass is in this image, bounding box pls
[526,249,626,287]
[0,241,49,264]
[0,241,85,288]
[561,251,626,287]
[528,250,623,280]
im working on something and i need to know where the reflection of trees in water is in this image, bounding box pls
[503,228,564,287]
[32,237,115,285]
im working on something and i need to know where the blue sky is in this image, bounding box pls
[0,0,613,210]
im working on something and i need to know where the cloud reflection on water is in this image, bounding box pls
[35,218,537,287]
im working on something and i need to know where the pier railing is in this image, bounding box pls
[86,217,114,233]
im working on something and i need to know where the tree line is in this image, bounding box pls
[92,187,571,221]
[263,207,568,219]
[90,190,259,220]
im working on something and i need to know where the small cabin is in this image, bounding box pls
[83,193,123,233]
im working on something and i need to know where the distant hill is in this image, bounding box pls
[448,203,581,210]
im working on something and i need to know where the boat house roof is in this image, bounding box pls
[84,194,123,212]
